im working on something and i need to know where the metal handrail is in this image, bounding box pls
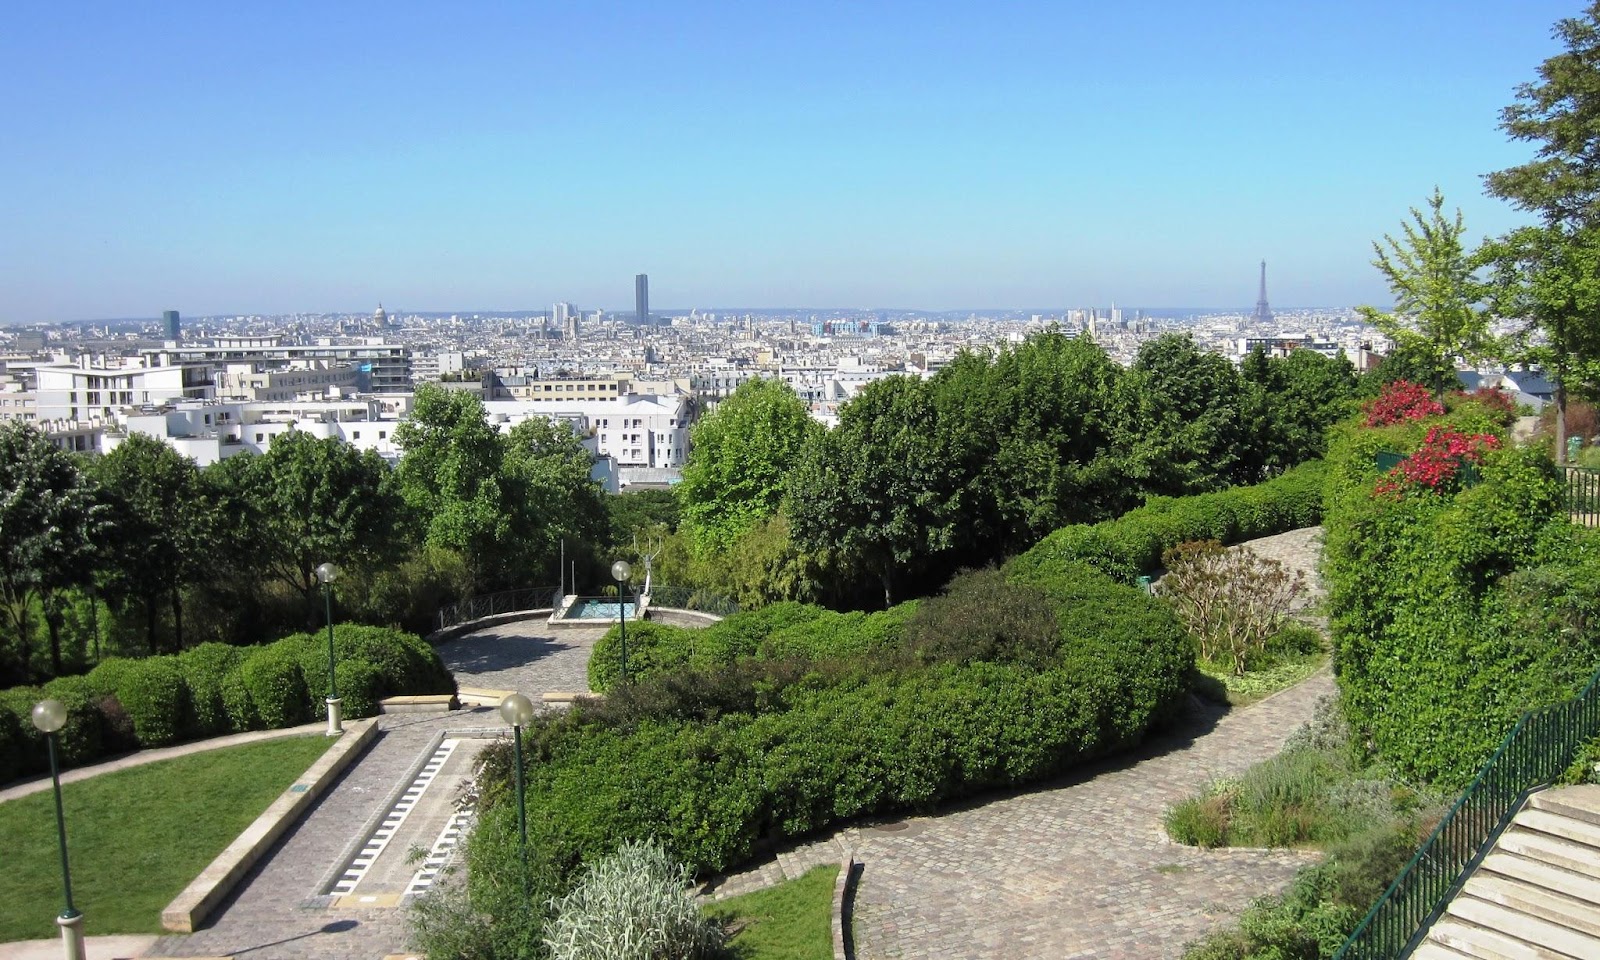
[1333,665,1600,959]
[1564,464,1600,527]
[435,585,562,632]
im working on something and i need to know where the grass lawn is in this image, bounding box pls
[0,733,334,942]
[705,864,839,960]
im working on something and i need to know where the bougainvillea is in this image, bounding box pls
[1364,380,1446,427]
[1448,387,1518,427]
[1374,427,1500,497]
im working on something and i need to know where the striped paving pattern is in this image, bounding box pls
[405,802,477,896]
[328,738,461,897]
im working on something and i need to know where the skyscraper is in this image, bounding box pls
[635,274,649,326]
[1252,261,1274,324]
[163,309,180,340]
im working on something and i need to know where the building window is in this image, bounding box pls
[352,431,360,439]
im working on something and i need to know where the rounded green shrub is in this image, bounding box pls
[239,644,310,729]
[588,621,701,693]
[108,657,189,747]
[39,675,107,765]
[179,643,247,736]
[219,665,259,732]
[0,703,25,784]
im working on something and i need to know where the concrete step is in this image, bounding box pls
[1412,938,1482,960]
[1515,807,1600,852]
[1497,828,1600,877]
[1428,918,1575,960]
[1445,896,1600,959]
[1529,786,1600,830]
[1480,851,1600,908]
[1461,874,1600,939]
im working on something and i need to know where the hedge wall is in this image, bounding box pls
[476,561,1191,887]
[0,623,454,785]
[1005,459,1328,585]
[587,601,921,693]
[1323,403,1600,784]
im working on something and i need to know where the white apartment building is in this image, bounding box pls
[214,360,358,401]
[35,361,214,424]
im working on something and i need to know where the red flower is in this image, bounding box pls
[1365,381,1446,427]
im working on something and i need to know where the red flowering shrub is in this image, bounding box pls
[1364,380,1445,427]
[1374,427,1500,497]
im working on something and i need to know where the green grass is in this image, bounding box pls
[0,733,334,941]
[705,864,840,960]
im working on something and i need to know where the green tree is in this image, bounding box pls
[93,435,212,653]
[236,431,404,619]
[1486,226,1600,459]
[1485,4,1600,458]
[606,489,680,550]
[1357,189,1497,390]
[787,376,952,606]
[1111,333,1251,496]
[0,423,104,683]
[504,416,608,580]
[678,378,820,555]
[394,386,522,591]
[1240,347,1359,473]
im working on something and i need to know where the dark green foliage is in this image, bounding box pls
[0,702,23,783]
[178,643,245,738]
[1111,333,1254,495]
[904,569,1059,667]
[290,624,456,716]
[37,675,108,765]
[1323,401,1597,784]
[606,489,680,546]
[105,657,189,748]
[0,683,104,774]
[237,645,310,730]
[1007,461,1328,585]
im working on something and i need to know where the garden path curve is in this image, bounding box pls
[705,526,1333,960]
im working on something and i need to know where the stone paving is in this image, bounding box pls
[141,622,607,960]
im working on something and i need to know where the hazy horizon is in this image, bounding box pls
[0,1,1573,323]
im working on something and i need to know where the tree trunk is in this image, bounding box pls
[1556,381,1569,464]
[880,564,895,609]
[146,595,159,655]
[171,585,184,651]
[46,602,62,678]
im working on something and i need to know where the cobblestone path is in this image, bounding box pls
[709,525,1335,959]
[144,623,606,960]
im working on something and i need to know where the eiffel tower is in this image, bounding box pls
[1252,260,1274,324]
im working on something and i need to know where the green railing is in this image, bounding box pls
[1564,464,1600,527]
[644,583,740,617]
[1333,665,1600,960]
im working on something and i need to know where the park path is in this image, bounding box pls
[137,621,607,960]
[706,526,1334,959]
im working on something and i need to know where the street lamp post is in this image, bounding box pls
[611,560,632,685]
[315,562,343,736]
[32,699,84,960]
[498,693,535,849]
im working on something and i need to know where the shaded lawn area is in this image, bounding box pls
[0,734,334,941]
[705,864,839,960]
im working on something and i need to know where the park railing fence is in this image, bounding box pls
[436,585,562,633]
[642,583,740,617]
[1332,664,1600,960]
[1563,464,1600,527]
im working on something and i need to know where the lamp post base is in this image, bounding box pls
[325,697,344,736]
[57,912,84,960]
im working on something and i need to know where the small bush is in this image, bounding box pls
[38,675,108,765]
[904,569,1059,668]
[543,839,724,960]
[179,643,246,737]
[239,645,310,729]
[331,658,383,720]
[1166,795,1229,848]
[111,657,190,748]
[1158,541,1306,675]
[0,704,24,783]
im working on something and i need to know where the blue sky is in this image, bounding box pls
[0,1,1580,321]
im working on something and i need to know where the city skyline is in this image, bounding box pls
[0,0,1577,323]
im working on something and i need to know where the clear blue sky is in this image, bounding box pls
[0,0,1580,321]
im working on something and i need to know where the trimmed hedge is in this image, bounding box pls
[587,601,920,693]
[0,623,455,785]
[481,562,1191,883]
[1006,460,1328,585]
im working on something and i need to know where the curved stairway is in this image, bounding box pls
[1415,785,1600,959]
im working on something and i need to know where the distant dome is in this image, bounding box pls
[374,303,388,323]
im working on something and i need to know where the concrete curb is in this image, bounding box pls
[429,609,555,643]
[832,853,857,960]
[160,720,380,933]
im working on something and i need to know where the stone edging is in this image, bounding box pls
[429,608,556,643]
[833,852,857,960]
[160,719,380,932]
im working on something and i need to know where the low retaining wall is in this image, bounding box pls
[429,609,555,644]
[648,607,724,627]
[160,721,380,932]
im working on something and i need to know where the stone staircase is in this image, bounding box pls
[1415,784,1600,960]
